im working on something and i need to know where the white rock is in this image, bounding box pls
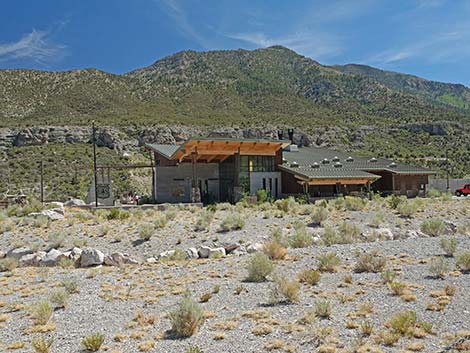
[209,247,226,257]
[64,198,86,207]
[377,228,394,240]
[41,249,63,266]
[29,208,64,221]
[0,250,6,259]
[146,257,157,264]
[7,247,33,259]
[159,250,176,259]
[104,252,138,266]
[185,248,199,259]
[198,246,211,258]
[80,248,105,267]
[246,243,264,253]
[70,247,83,261]
[20,253,41,266]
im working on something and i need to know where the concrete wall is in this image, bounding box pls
[250,172,281,198]
[429,178,470,193]
[155,163,219,203]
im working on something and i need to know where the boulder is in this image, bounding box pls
[20,253,41,266]
[376,228,394,241]
[64,198,86,207]
[246,243,264,254]
[209,247,226,258]
[223,243,239,254]
[158,250,176,259]
[80,248,105,267]
[104,252,139,266]
[40,249,63,266]
[185,248,199,259]
[198,246,211,259]
[70,247,83,261]
[7,247,33,259]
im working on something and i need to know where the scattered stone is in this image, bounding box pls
[41,249,63,267]
[159,250,176,259]
[246,243,264,253]
[29,208,65,221]
[64,198,86,207]
[198,246,211,258]
[80,248,105,267]
[104,252,138,266]
[7,247,33,260]
[146,257,157,264]
[70,247,83,261]
[223,243,239,254]
[209,247,226,257]
[185,247,199,259]
[20,253,41,266]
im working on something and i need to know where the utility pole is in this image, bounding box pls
[92,121,98,207]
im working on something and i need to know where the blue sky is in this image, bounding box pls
[1,0,470,86]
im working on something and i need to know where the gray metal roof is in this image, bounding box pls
[146,144,181,159]
[282,146,434,180]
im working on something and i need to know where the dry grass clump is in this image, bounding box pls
[387,310,417,335]
[344,196,368,211]
[29,302,53,326]
[311,206,329,226]
[219,213,245,232]
[396,200,420,217]
[456,251,470,272]
[169,293,204,337]
[289,222,312,248]
[194,210,214,231]
[263,230,288,260]
[0,257,19,272]
[338,221,361,244]
[428,257,448,278]
[270,274,300,304]
[440,238,458,257]
[138,223,155,241]
[317,252,340,272]
[31,336,53,353]
[49,288,70,309]
[314,300,332,318]
[420,219,446,237]
[369,212,385,228]
[252,323,273,336]
[298,269,321,285]
[246,253,274,282]
[81,333,104,352]
[354,250,386,273]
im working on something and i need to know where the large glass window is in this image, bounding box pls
[240,155,275,173]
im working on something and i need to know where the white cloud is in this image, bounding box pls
[156,0,213,49]
[227,31,343,60]
[0,29,66,64]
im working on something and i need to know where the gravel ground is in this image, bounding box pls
[0,198,469,352]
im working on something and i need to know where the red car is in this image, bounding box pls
[455,184,470,197]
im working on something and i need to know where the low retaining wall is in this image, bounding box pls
[429,179,470,193]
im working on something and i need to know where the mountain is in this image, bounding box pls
[331,63,470,109]
[1,46,469,129]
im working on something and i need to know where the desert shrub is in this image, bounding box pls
[298,269,321,285]
[396,200,419,217]
[154,213,168,229]
[31,336,53,353]
[440,238,458,257]
[170,248,187,261]
[314,300,332,318]
[456,251,470,272]
[456,222,470,236]
[81,333,104,352]
[330,197,345,210]
[381,270,398,284]
[321,225,340,246]
[246,253,274,282]
[169,293,204,337]
[61,278,79,294]
[165,208,178,221]
[317,252,340,272]
[263,239,288,260]
[344,196,367,211]
[270,274,300,303]
[185,346,203,353]
[49,288,69,309]
[427,188,442,198]
[388,310,416,335]
[0,257,19,272]
[274,197,298,214]
[388,281,407,296]
[338,221,361,243]
[194,210,214,231]
[256,189,269,203]
[421,219,446,237]
[97,224,110,236]
[354,250,386,273]
[29,301,53,325]
[311,207,329,226]
[139,223,155,241]
[219,213,245,232]
[387,194,406,209]
[289,222,312,248]
[106,208,129,220]
[48,231,66,249]
[369,212,385,228]
[360,321,374,336]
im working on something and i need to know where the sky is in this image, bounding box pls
[1,0,470,86]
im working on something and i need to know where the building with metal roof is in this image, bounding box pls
[146,134,434,203]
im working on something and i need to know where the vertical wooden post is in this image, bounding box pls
[92,121,98,207]
[40,160,44,203]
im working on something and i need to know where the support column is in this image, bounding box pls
[191,149,201,203]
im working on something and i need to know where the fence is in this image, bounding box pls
[429,178,470,193]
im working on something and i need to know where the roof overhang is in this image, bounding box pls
[148,137,290,163]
